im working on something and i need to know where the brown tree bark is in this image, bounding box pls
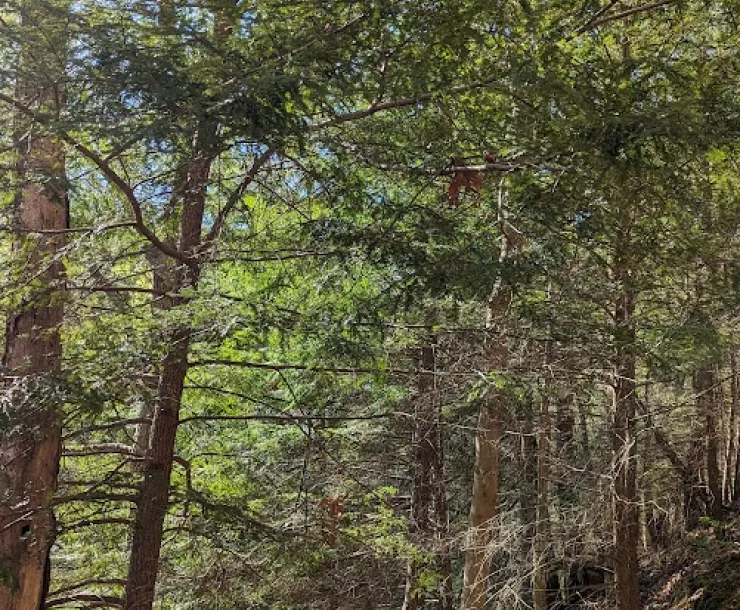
[533,341,552,610]
[461,187,515,610]
[123,142,213,610]
[461,400,504,610]
[694,365,723,518]
[0,14,67,605]
[731,352,740,507]
[404,326,452,610]
[612,258,640,610]
[122,2,235,606]
[518,406,538,607]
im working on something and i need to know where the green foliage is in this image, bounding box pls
[0,0,738,607]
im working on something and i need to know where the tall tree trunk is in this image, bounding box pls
[461,397,504,610]
[432,437,453,610]
[518,406,538,608]
[461,186,516,610]
[404,326,452,610]
[612,258,640,610]
[123,137,214,609]
[533,341,552,610]
[695,365,723,518]
[731,352,740,507]
[133,244,177,458]
[0,4,67,607]
[122,1,231,605]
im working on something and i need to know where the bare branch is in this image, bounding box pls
[53,492,138,505]
[66,285,168,297]
[571,0,622,36]
[60,518,131,532]
[63,443,142,458]
[191,359,414,376]
[63,419,152,441]
[309,76,532,132]
[0,91,184,262]
[0,221,137,235]
[572,0,678,36]
[179,412,400,425]
[203,146,275,246]
[45,594,124,608]
[49,580,127,598]
[365,160,527,176]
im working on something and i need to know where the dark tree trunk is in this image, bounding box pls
[533,341,552,610]
[518,407,538,608]
[694,366,723,518]
[730,352,740,507]
[404,327,452,610]
[123,145,213,610]
[612,263,640,610]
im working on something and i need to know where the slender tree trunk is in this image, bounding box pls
[432,436,453,610]
[731,352,740,507]
[405,325,451,610]
[518,407,538,608]
[461,186,515,610]
[533,340,552,610]
[695,366,723,518]
[0,5,67,607]
[122,1,231,604]
[461,401,504,610]
[133,245,177,457]
[612,259,640,610]
[123,136,214,610]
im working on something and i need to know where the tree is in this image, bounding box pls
[0,0,68,605]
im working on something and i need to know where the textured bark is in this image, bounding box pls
[404,328,452,610]
[461,402,504,610]
[123,141,214,610]
[612,262,640,610]
[0,58,67,610]
[124,326,192,610]
[133,245,177,458]
[121,3,229,604]
[695,366,722,518]
[461,193,515,610]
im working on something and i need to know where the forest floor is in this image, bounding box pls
[643,518,740,610]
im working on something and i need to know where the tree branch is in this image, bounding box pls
[63,443,142,458]
[309,76,532,132]
[0,91,184,262]
[179,412,399,425]
[203,146,275,246]
[573,0,678,36]
[63,419,152,441]
[0,221,137,235]
[49,580,127,598]
[191,359,414,375]
[45,594,124,608]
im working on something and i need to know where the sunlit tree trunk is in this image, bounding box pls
[461,186,516,610]
[0,4,67,606]
[122,1,233,605]
[124,141,214,610]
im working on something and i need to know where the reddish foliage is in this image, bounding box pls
[448,168,482,206]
